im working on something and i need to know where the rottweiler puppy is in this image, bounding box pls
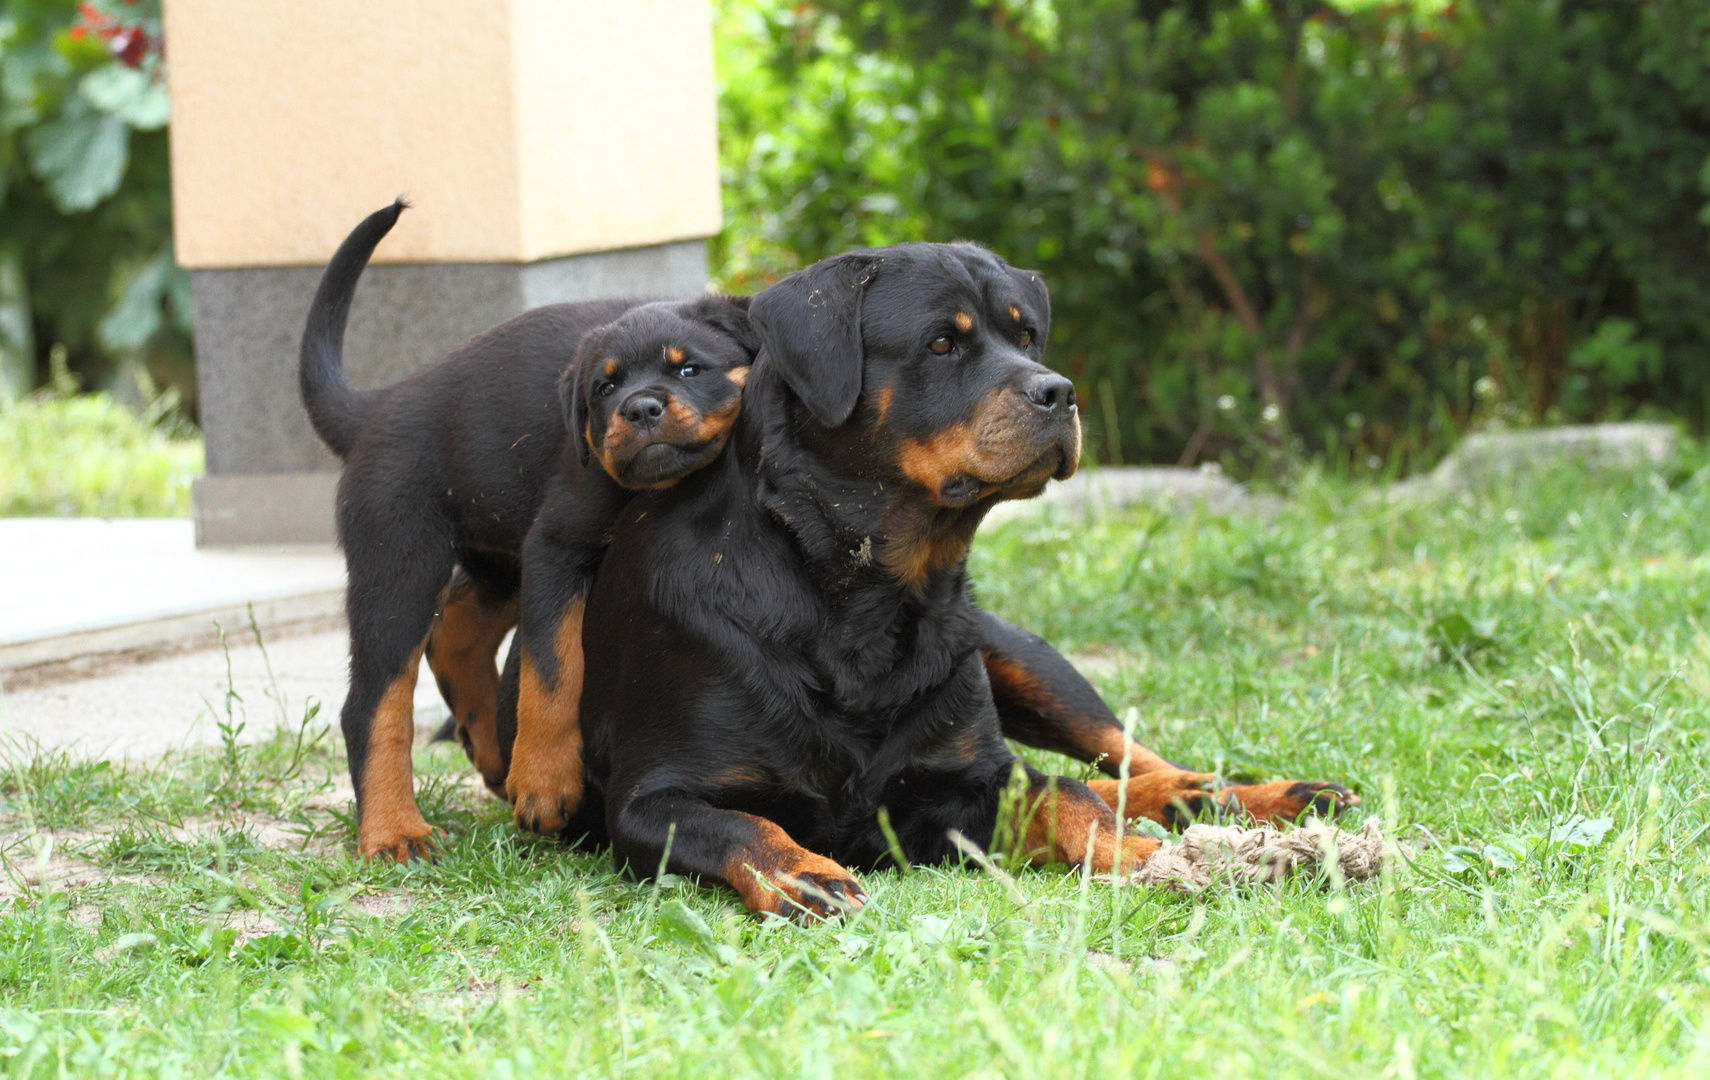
[299,202,756,860]
[546,243,1355,919]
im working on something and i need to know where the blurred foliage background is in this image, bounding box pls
[3,0,1709,480]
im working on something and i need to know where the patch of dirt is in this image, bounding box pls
[0,833,159,901]
[349,892,410,919]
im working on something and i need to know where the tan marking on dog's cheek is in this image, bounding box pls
[895,421,980,496]
[726,366,750,388]
[874,385,893,427]
[954,311,973,332]
[666,398,699,427]
[695,399,742,443]
[596,413,633,481]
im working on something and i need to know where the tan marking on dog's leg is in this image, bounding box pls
[357,644,438,861]
[1020,779,1159,875]
[722,814,866,921]
[424,586,517,796]
[509,600,587,836]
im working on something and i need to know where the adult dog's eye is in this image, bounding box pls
[595,381,616,398]
[678,364,701,378]
[928,336,954,356]
[1019,329,1033,348]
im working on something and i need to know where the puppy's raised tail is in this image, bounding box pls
[299,199,406,458]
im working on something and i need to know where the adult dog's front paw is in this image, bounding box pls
[1219,780,1359,823]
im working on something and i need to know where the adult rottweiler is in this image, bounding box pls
[500,307,1241,836]
[299,202,757,861]
[539,243,1356,918]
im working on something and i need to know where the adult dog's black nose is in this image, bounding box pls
[622,394,666,427]
[1025,373,1075,413]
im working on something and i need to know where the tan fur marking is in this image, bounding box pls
[596,413,633,481]
[667,346,685,364]
[983,654,1176,774]
[509,601,587,836]
[874,385,893,426]
[424,580,518,796]
[1008,304,1021,321]
[603,359,617,377]
[1084,771,1357,826]
[894,387,1078,503]
[727,366,750,388]
[693,398,741,443]
[357,643,438,861]
[1019,779,1158,874]
[722,814,865,919]
[954,311,973,332]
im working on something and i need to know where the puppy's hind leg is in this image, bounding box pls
[424,565,519,797]
[341,519,457,862]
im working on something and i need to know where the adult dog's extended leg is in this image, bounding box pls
[1011,768,1161,873]
[424,566,518,796]
[1085,771,1357,827]
[612,793,867,922]
[977,609,1179,775]
[340,512,456,861]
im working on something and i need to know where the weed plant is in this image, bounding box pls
[3,460,1710,1077]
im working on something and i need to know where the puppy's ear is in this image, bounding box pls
[558,361,593,470]
[683,294,761,356]
[748,254,878,427]
[1008,265,1051,347]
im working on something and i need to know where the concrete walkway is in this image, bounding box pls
[0,518,449,760]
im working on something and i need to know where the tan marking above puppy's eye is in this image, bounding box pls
[954,312,973,332]
[603,359,617,377]
[667,346,685,364]
[1008,305,1021,322]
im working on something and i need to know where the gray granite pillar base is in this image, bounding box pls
[190,239,707,546]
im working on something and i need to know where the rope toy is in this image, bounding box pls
[1130,816,1387,893]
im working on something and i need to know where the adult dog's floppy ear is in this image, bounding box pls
[558,362,592,470]
[748,253,878,427]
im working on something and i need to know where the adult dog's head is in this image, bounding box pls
[562,296,758,489]
[748,243,1078,586]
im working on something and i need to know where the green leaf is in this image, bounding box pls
[657,899,717,954]
[98,245,179,353]
[1549,815,1615,849]
[80,64,169,130]
[23,98,129,212]
[247,1005,317,1044]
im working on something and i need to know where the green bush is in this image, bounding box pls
[713,0,1710,472]
[0,0,189,407]
[0,376,200,517]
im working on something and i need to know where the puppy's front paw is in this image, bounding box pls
[359,822,442,863]
[508,761,585,838]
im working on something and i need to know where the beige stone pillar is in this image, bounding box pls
[163,0,722,544]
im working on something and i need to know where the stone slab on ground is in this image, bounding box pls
[986,465,1278,526]
[1391,422,1676,499]
[0,519,345,678]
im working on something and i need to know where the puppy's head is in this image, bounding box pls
[749,243,1078,509]
[562,296,756,489]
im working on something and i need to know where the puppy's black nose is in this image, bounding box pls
[622,394,666,427]
[1025,373,1075,412]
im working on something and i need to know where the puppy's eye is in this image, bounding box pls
[678,364,701,378]
[1019,329,1033,348]
[595,381,616,398]
[928,336,954,356]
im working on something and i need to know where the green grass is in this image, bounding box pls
[0,392,201,517]
[6,459,1710,1077]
